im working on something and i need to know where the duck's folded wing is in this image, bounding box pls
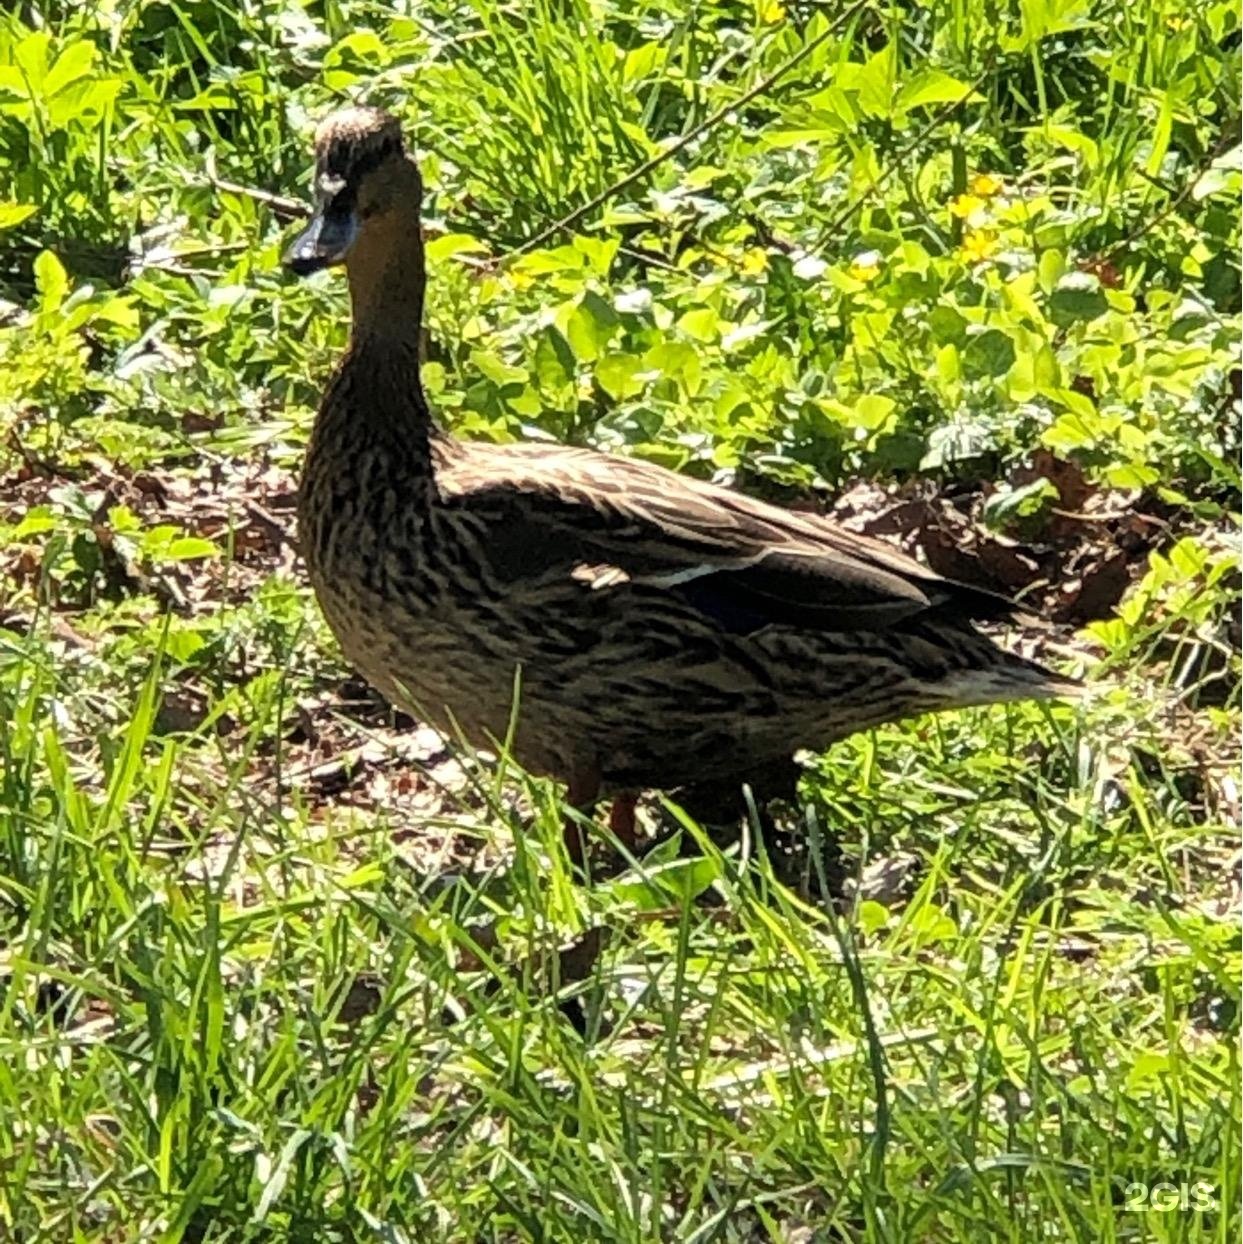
[450,448,1018,634]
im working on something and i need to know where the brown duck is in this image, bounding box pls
[285,107,1076,858]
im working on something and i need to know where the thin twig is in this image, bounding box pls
[1103,122,1239,265]
[201,170,308,221]
[509,0,873,257]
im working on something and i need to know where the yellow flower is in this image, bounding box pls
[756,0,785,22]
[971,172,1004,198]
[949,193,987,219]
[741,247,769,276]
[961,229,997,262]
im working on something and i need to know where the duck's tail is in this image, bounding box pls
[928,637,1085,712]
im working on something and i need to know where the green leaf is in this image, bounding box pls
[571,235,619,277]
[470,349,527,388]
[934,343,961,387]
[1104,463,1160,489]
[910,902,957,944]
[165,629,207,663]
[927,305,968,345]
[533,327,575,388]
[895,70,982,115]
[13,507,59,538]
[1042,412,1096,453]
[562,291,618,362]
[514,246,585,277]
[678,307,720,343]
[857,900,889,935]
[595,353,643,400]
[1144,88,1174,177]
[982,478,1057,528]
[43,40,96,100]
[1037,250,1065,295]
[255,1128,313,1222]
[164,537,219,562]
[425,233,489,264]
[606,855,721,911]
[838,45,895,119]
[1048,272,1107,326]
[852,394,897,430]
[962,328,1016,378]
[34,250,68,311]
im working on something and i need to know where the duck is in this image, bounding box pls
[284,106,1077,862]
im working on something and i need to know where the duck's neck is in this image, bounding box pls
[345,214,426,349]
[321,216,442,461]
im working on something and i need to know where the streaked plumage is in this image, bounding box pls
[286,107,1076,854]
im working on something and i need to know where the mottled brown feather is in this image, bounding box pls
[287,108,1078,820]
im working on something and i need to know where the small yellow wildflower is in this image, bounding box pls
[505,267,537,292]
[848,250,882,282]
[948,193,987,219]
[961,229,997,262]
[741,247,769,276]
[756,0,786,22]
[971,172,1004,198]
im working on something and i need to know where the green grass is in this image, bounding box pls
[0,0,1239,1239]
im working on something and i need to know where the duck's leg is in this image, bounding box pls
[678,760,847,898]
[608,790,640,852]
[677,759,803,847]
[562,764,601,865]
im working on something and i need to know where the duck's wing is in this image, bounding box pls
[442,443,1019,634]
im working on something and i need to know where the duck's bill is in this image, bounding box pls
[283,206,359,275]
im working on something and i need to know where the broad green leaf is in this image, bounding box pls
[1037,249,1065,295]
[164,629,207,664]
[837,45,895,119]
[927,305,968,345]
[857,900,889,935]
[1105,463,1159,489]
[852,394,896,430]
[1043,124,1099,168]
[678,307,720,343]
[561,292,618,361]
[13,32,53,91]
[962,328,1016,378]
[895,70,982,115]
[34,250,68,311]
[533,328,575,388]
[571,235,619,277]
[1048,272,1107,327]
[425,233,490,263]
[514,246,584,277]
[595,353,643,400]
[470,349,527,387]
[934,343,961,387]
[13,508,59,538]
[43,40,96,100]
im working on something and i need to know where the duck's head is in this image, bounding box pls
[284,106,422,277]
